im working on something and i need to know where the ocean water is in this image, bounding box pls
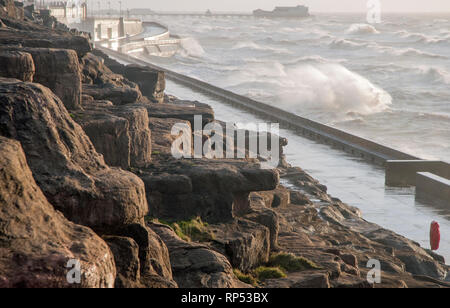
[143,13,450,161]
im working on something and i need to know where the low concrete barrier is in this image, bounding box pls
[142,21,170,41]
[385,160,450,187]
[118,38,181,54]
[124,19,143,37]
[416,172,450,207]
[118,21,180,54]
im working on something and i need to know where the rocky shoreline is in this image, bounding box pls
[0,1,449,288]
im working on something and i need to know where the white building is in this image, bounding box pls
[45,1,87,24]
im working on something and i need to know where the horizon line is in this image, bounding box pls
[123,9,450,14]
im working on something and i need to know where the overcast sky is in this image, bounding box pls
[115,0,450,13]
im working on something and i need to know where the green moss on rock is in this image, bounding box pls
[233,269,258,286]
[254,266,286,281]
[269,252,321,272]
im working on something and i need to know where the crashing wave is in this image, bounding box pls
[346,23,379,35]
[179,38,205,58]
[268,62,392,117]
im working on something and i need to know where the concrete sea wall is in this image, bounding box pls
[71,17,143,41]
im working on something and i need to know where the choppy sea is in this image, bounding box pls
[143,13,450,161]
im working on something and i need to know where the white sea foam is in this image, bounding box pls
[231,41,291,54]
[233,61,392,118]
[329,38,371,50]
[381,46,446,59]
[285,55,348,67]
[395,30,448,45]
[346,24,379,35]
[416,66,450,84]
[395,30,427,40]
[417,37,448,45]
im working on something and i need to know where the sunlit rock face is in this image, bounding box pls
[0,136,116,288]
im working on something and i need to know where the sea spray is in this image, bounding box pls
[179,37,205,58]
[222,59,391,119]
[277,63,392,117]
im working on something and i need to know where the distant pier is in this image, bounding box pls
[133,12,253,18]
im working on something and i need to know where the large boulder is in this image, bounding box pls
[363,228,448,279]
[144,101,214,127]
[0,46,82,110]
[251,186,291,209]
[210,219,271,272]
[81,52,109,84]
[0,50,34,81]
[0,78,147,233]
[91,48,125,75]
[81,53,145,106]
[0,0,23,20]
[115,104,152,168]
[0,137,116,288]
[151,223,247,288]
[76,105,130,168]
[0,26,92,58]
[117,223,177,288]
[73,100,152,169]
[118,224,173,279]
[24,47,82,110]
[264,271,332,288]
[245,200,280,251]
[83,83,143,106]
[148,117,191,155]
[123,64,165,103]
[103,236,141,288]
[104,234,176,288]
[141,159,279,224]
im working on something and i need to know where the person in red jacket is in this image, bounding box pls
[430,221,440,251]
